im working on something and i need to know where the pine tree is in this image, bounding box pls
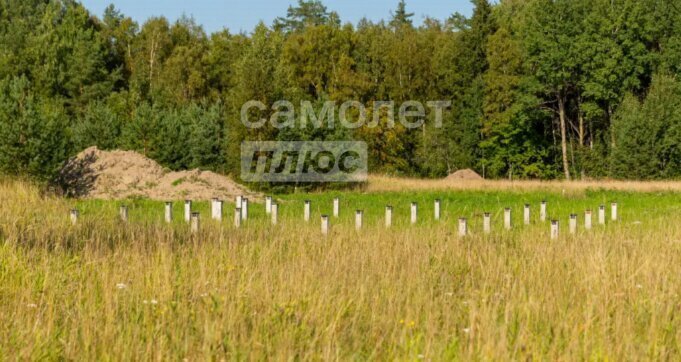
[389,0,414,29]
[0,77,70,181]
[611,74,681,179]
[273,0,331,32]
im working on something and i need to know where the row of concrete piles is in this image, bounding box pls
[69,195,267,233]
[69,197,619,239]
[314,198,618,238]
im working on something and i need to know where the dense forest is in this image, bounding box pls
[1,0,681,183]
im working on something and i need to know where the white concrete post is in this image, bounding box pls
[120,205,128,222]
[585,209,592,230]
[385,206,393,228]
[550,220,559,240]
[212,200,223,221]
[184,200,192,223]
[321,215,329,236]
[599,205,605,225]
[434,199,441,221]
[333,197,340,217]
[211,198,218,220]
[165,202,173,223]
[524,204,531,225]
[190,213,200,234]
[304,200,311,222]
[271,203,278,225]
[483,212,491,234]
[611,202,618,221]
[458,218,467,237]
[569,214,577,234]
[265,196,272,214]
[504,208,512,230]
[241,198,248,221]
[540,200,547,222]
[411,202,418,225]
[236,195,243,209]
[234,208,241,228]
[70,209,79,225]
[355,210,363,231]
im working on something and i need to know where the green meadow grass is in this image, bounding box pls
[74,189,678,232]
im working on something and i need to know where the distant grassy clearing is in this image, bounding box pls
[2,180,681,359]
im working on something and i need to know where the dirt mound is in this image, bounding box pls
[66,146,260,201]
[446,169,483,181]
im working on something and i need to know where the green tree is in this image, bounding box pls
[187,103,225,170]
[479,1,556,179]
[281,22,353,99]
[205,30,247,100]
[520,0,587,180]
[575,0,655,178]
[128,17,173,102]
[72,101,123,151]
[154,16,210,105]
[0,77,70,181]
[611,74,681,179]
[99,4,138,89]
[120,103,158,156]
[225,23,286,174]
[22,0,118,111]
[149,107,190,169]
[423,0,495,176]
[273,0,335,33]
[389,0,414,29]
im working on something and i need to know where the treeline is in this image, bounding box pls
[1,0,681,182]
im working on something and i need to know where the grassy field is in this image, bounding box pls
[2,179,681,359]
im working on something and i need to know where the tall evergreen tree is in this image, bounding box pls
[389,0,414,29]
[273,0,334,32]
[611,74,681,179]
[0,77,70,181]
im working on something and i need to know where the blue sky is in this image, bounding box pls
[80,0,474,34]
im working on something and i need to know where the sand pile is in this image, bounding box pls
[446,169,483,181]
[65,146,260,201]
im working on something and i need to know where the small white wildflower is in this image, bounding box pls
[150,299,158,305]
[636,284,643,289]
[116,283,127,290]
[143,300,148,304]
[463,328,471,334]
[27,303,37,308]
[200,293,209,298]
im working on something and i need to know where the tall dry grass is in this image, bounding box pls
[1,180,681,359]
[367,174,681,193]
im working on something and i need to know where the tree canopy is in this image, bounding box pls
[1,0,681,184]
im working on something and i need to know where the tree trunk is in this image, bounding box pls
[149,32,158,91]
[608,104,615,149]
[578,113,584,147]
[558,96,571,180]
[577,98,584,147]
